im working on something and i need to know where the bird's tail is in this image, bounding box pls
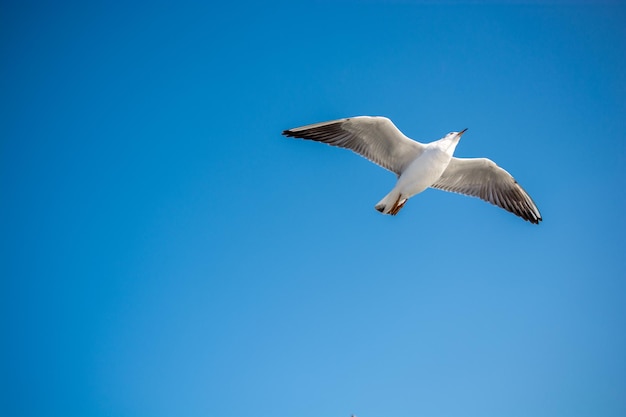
[375,191,407,216]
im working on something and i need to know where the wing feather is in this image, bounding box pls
[282,116,425,176]
[432,157,542,224]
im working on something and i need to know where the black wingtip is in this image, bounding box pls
[527,214,542,225]
[282,129,294,137]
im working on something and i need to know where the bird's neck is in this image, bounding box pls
[433,136,460,156]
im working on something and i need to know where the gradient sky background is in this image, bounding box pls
[2,1,626,417]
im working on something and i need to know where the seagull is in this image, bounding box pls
[282,116,542,224]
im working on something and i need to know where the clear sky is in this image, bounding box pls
[2,1,625,417]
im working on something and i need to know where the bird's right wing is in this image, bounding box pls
[282,116,425,176]
[431,157,542,224]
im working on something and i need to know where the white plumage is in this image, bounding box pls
[283,116,542,224]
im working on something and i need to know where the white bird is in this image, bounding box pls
[282,116,542,224]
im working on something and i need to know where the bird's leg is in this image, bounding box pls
[388,195,407,215]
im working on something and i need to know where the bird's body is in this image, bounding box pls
[282,116,542,224]
[380,131,460,214]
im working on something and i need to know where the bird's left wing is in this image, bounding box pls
[431,157,542,224]
[282,116,425,176]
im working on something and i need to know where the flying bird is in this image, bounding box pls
[282,116,542,224]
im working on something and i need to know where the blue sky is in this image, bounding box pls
[2,1,625,417]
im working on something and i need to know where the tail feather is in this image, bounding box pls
[375,191,407,216]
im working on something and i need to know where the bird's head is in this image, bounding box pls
[446,128,468,139]
[439,128,467,154]
[443,128,468,146]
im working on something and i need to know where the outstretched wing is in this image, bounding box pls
[283,116,425,176]
[432,157,542,224]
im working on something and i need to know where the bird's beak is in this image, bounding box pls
[458,128,468,136]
